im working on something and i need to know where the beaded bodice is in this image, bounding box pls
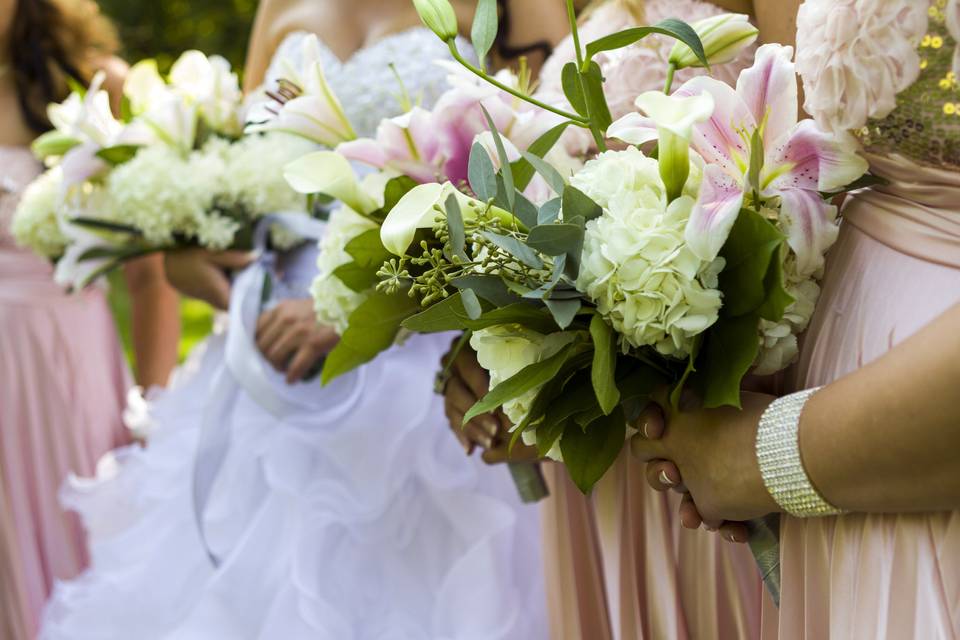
[857,3,960,168]
[265,28,475,138]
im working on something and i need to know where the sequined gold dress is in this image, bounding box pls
[762,1,960,637]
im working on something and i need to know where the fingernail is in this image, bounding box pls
[658,470,676,487]
[641,418,653,439]
[481,436,494,449]
[724,531,738,543]
[484,419,499,437]
[705,525,718,532]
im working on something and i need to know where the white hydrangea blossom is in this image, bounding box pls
[223,133,318,216]
[11,167,68,259]
[310,205,378,334]
[571,148,723,357]
[753,259,822,375]
[470,325,575,461]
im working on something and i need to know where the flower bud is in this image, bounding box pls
[669,13,758,69]
[412,0,460,41]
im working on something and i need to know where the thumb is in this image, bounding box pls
[629,429,667,462]
[207,250,256,271]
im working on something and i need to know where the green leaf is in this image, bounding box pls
[480,105,515,210]
[696,312,761,409]
[539,372,597,456]
[580,61,613,131]
[512,122,572,191]
[402,293,559,334]
[480,231,543,269]
[464,343,576,424]
[383,175,419,213]
[470,0,499,67]
[526,223,584,257]
[450,274,517,306]
[401,292,474,332]
[31,131,80,158]
[95,144,141,166]
[465,303,560,334]
[544,298,580,329]
[521,150,566,197]
[560,405,626,493]
[461,288,483,320]
[718,208,786,318]
[562,185,603,223]
[538,198,562,224]
[513,192,539,230]
[589,315,620,415]
[345,229,391,267]
[70,217,143,236]
[561,62,587,117]
[757,245,795,323]
[585,20,707,68]
[322,291,420,384]
[820,172,888,198]
[445,194,467,260]
[468,142,497,202]
[669,335,700,411]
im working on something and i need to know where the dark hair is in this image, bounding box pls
[8,0,119,132]
[495,0,555,63]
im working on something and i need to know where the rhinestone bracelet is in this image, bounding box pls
[756,387,846,518]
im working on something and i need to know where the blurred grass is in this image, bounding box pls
[107,271,214,365]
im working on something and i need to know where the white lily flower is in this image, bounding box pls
[381,182,472,256]
[284,151,377,214]
[47,72,123,148]
[170,51,242,135]
[633,90,715,202]
[669,13,759,69]
[124,60,169,115]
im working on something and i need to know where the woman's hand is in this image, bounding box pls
[440,340,539,463]
[256,299,339,384]
[630,392,780,529]
[163,249,254,310]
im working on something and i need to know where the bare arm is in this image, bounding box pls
[123,255,181,388]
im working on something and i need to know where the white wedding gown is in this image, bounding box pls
[39,30,547,640]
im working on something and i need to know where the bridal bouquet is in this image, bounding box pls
[13,49,326,288]
[294,0,871,501]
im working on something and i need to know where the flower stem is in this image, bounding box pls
[447,40,589,125]
[663,63,677,95]
[566,0,584,70]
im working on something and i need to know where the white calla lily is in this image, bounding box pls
[634,90,714,202]
[381,182,475,256]
[284,151,377,214]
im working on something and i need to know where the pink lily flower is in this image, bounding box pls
[611,44,868,276]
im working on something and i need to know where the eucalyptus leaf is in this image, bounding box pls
[468,142,497,202]
[544,298,580,329]
[513,191,539,229]
[481,105,515,210]
[322,291,420,384]
[560,405,626,493]
[451,274,517,306]
[521,151,566,197]
[461,288,483,320]
[585,20,707,68]
[470,0,499,67]
[526,223,583,257]
[445,194,467,260]
[562,185,603,222]
[589,315,620,415]
[512,123,572,191]
[480,231,543,269]
[538,198,562,224]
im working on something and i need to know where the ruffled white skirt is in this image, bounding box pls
[39,329,548,639]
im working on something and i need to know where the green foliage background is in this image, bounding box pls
[97,0,261,365]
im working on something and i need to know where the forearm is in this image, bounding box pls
[124,255,181,388]
[801,303,960,513]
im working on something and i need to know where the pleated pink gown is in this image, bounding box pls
[761,155,960,639]
[0,146,131,638]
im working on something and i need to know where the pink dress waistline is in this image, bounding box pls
[844,154,960,269]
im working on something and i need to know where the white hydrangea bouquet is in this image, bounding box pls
[13,48,333,288]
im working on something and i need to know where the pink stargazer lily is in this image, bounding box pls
[611,44,868,276]
[681,44,867,274]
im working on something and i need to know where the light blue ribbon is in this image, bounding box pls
[192,213,362,565]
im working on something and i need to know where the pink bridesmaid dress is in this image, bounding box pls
[537,2,772,638]
[763,1,960,637]
[0,146,132,638]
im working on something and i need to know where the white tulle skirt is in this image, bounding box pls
[39,328,548,639]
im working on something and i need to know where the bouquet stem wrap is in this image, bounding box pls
[508,462,549,503]
[746,513,781,606]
